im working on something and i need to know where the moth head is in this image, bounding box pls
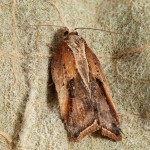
[63,27,78,38]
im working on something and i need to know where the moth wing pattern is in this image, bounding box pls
[51,40,100,141]
[51,42,76,120]
[51,32,122,141]
[85,43,122,141]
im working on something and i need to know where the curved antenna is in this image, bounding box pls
[48,1,67,28]
[48,1,120,34]
[75,27,120,34]
[17,24,64,28]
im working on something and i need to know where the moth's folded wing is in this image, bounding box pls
[51,42,76,120]
[51,42,100,141]
[85,43,122,141]
[66,74,100,141]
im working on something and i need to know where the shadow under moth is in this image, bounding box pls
[51,28,122,141]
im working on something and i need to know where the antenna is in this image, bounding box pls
[48,1,120,34]
[75,27,120,34]
[48,1,67,28]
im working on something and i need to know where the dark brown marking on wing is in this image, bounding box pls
[84,42,122,141]
[66,73,95,140]
[51,41,77,120]
[67,78,75,98]
[51,33,121,141]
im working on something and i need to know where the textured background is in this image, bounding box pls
[0,0,150,150]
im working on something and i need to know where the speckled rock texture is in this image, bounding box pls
[0,0,150,150]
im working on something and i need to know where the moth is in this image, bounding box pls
[51,28,122,141]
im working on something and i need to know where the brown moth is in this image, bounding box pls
[51,28,122,141]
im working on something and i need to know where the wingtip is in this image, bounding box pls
[101,127,122,141]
